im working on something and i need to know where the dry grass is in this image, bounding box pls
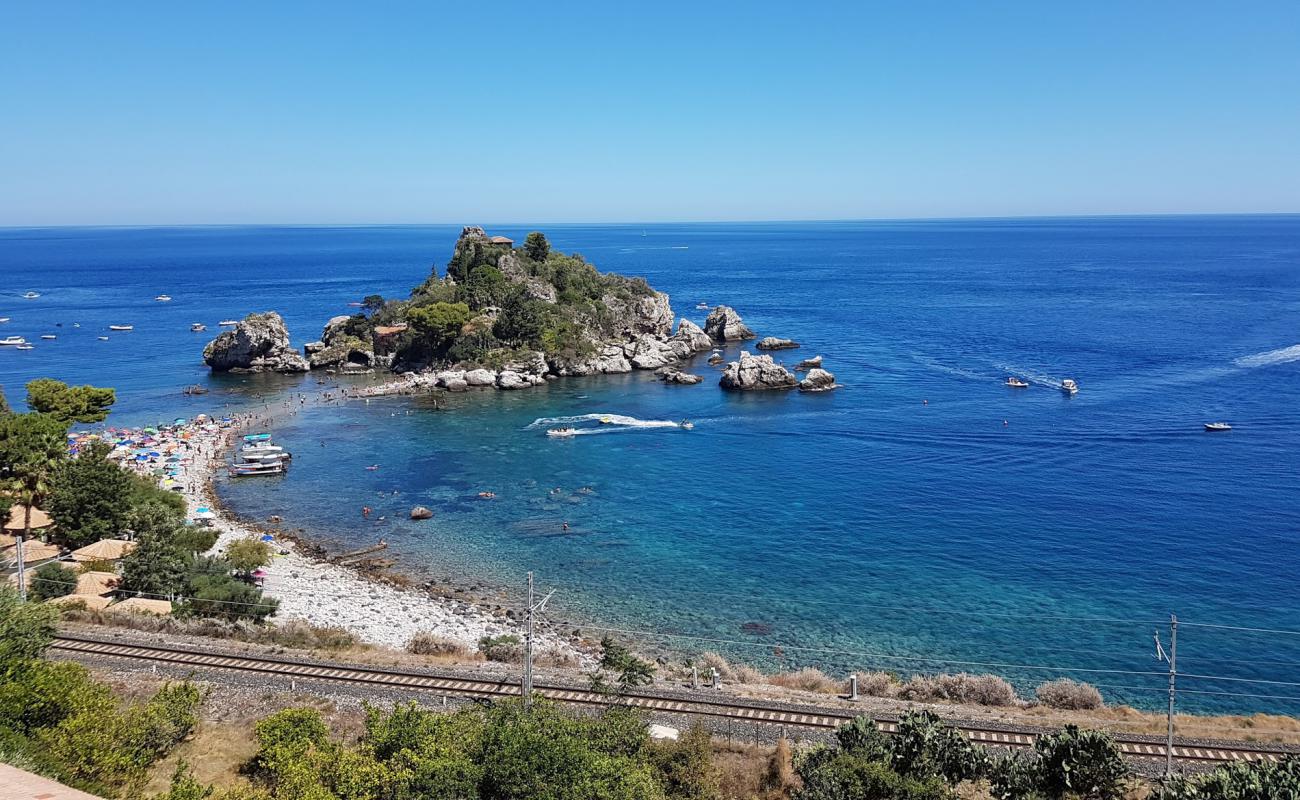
[898,672,1020,707]
[853,670,901,698]
[406,632,469,657]
[767,667,840,694]
[698,651,737,681]
[61,609,358,651]
[1035,678,1104,710]
[711,739,792,800]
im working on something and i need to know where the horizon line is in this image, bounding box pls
[2,211,1299,231]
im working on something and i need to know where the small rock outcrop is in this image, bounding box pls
[410,506,433,520]
[707,353,724,365]
[203,312,309,373]
[464,369,496,387]
[658,368,703,385]
[756,336,798,351]
[719,352,798,391]
[795,355,823,371]
[306,315,375,371]
[799,368,838,392]
[704,306,755,341]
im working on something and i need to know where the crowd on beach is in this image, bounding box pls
[82,392,581,657]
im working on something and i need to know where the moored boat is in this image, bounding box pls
[229,462,285,477]
[0,336,26,346]
[1006,377,1029,388]
[0,317,9,323]
[15,344,34,351]
[40,334,56,340]
[97,336,109,341]
[190,322,206,332]
[108,324,134,331]
[1204,422,1232,432]
[1061,378,1078,395]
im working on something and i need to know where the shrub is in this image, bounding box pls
[172,527,219,555]
[0,659,114,734]
[0,585,58,670]
[795,749,951,800]
[1033,725,1128,800]
[733,664,766,684]
[891,710,988,785]
[855,670,901,697]
[899,673,1019,707]
[30,561,79,601]
[986,751,1044,800]
[252,708,331,776]
[1035,679,1104,710]
[406,632,468,657]
[477,634,524,663]
[598,636,656,689]
[647,724,720,800]
[1160,756,1300,800]
[769,667,839,694]
[696,651,735,681]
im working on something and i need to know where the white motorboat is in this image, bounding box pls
[97,336,109,341]
[695,302,709,310]
[546,427,577,438]
[1006,377,1029,388]
[15,344,34,351]
[108,325,134,331]
[190,323,206,332]
[679,420,694,430]
[1061,378,1078,395]
[1204,422,1232,432]
[229,462,285,477]
[155,294,172,302]
[0,336,26,346]
[40,335,56,340]
[0,317,9,323]
[22,291,40,299]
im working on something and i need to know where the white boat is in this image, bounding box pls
[229,462,285,477]
[695,302,709,310]
[15,344,34,351]
[547,428,577,437]
[190,323,206,332]
[0,336,26,346]
[22,291,40,299]
[155,294,172,302]
[679,420,694,430]
[40,335,56,340]
[108,325,134,331]
[1204,422,1232,432]
[1006,377,1029,388]
[1061,378,1078,395]
[219,320,239,326]
[97,336,109,341]
[0,317,9,323]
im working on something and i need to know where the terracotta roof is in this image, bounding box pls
[4,541,62,563]
[373,324,408,336]
[47,593,113,611]
[3,505,53,531]
[489,235,514,244]
[75,571,119,596]
[108,597,172,616]
[70,539,136,562]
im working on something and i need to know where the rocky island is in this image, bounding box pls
[203,226,836,392]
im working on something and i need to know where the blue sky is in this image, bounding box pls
[2,1,1298,224]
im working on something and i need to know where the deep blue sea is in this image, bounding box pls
[3,218,1298,715]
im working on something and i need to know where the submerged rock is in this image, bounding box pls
[756,336,798,351]
[410,506,433,520]
[203,312,309,373]
[719,352,797,391]
[704,305,756,341]
[799,367,838,392]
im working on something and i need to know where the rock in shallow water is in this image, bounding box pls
[799,367,838,392]
[410,506,433,520]
[719,351,798,390]
[704,305,756,341]
[756,336,799,351]
[795,355,823,371]
[203,311,309,373]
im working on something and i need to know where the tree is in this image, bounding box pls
[361,294,385,316]
[597,636,656,690]
[464,265,511,310]
[24,379,116,425]
[524,231,551,263]
[0,586,58,674]
[119,531,187,598]
[0,385,10,415]
[48,440,133,549]
[29,562,78,602]
[0,411,70,548]
[224,537,272,577]
[407,301,472,353]
[492,294,547,348]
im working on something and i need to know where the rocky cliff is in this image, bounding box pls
[203,312,309,373]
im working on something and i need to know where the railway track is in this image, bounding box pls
[52,634,1295,767]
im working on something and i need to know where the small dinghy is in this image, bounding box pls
[1204,422,1232,432]
[190,323,206,332]
[1006,377,1029,388]
[97,336,109,341]
[15,344,34,351]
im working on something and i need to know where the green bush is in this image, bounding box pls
[891,710,987,785]
[478,634,524,663]
[795,749,951,800]
[0,659,114,734]
[1032,725,1128,799]
[1159,756,1300,799]
[0,585,58,671]
[172,526,219,555]
[30,561,79,601]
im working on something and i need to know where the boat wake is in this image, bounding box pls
[1234,344,1300,368]
[993,363,1065,390]
[526,413,683,432]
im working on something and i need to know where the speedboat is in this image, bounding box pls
[0,336,26,346]
[679,420,694,430]
[229,462,285,477]
[547,427,577,437]
[219,319,239,326]
[695,302,709,310]
[1006,377,1029,388]
[1061,378,1078,395]
[599,416,614,424]
[15,344,33,351]
[40,335,56,340]
[155,294,172,302]
[190,323,206,332]
[243,433,272,443]
[108,325,134,331]
[1204,422,1232,432]
[0,317,9,323]
[22,291,40,299]
[97,336,109,341]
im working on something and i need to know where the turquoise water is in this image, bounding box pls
[3,218,1298,713]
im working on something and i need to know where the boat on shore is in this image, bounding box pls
[229,462,285,477]
[1204,422,1232,432]
[190,322,206,332]
[1006,377,1029,388]
[1061,378,1078,395]
[108,324,134,331]
[0,336,26,346]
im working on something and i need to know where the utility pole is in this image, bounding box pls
[1166,614,1178,778]
[15,535,26,602]
[522,572,554,711]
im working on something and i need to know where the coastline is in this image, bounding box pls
[173,392,585,661]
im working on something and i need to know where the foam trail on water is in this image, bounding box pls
[526,413,682,430]
[1235,344,1300,368]
[994,363,1064,389]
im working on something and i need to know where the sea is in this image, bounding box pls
[2,217,1298,715]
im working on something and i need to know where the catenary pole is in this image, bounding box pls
[524,571,534,709]
[1166,614,1178,777]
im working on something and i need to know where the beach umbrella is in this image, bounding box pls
[144,427,158,434]
[260,534,275,542]
[148,451,161,457]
